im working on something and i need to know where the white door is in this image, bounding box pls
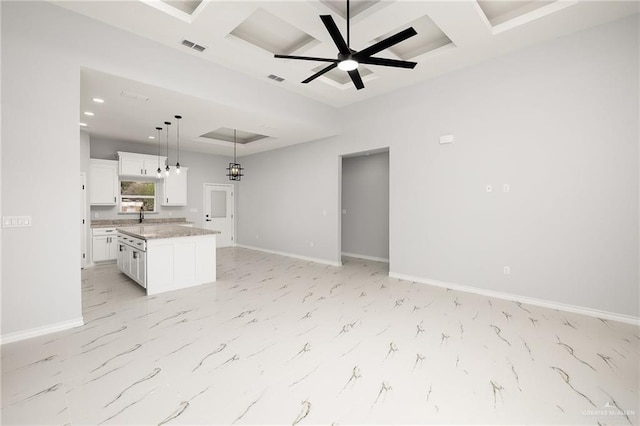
[80,173,87,268]
[203,183,234,247]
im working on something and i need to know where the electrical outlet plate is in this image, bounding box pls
[486,184,493,193]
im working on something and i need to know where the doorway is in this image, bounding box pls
[80,173,88,268]
[340,149,390,264]
[203,183,235,248]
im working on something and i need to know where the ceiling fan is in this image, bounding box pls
[274,0,418,90]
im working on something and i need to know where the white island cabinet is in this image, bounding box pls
[116,225,219,295]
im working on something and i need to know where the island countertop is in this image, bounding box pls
[117,225,220,240]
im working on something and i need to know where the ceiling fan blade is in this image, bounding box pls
[320,15,350,55]
[275,54,338,63]
[358,57,417,69]
[348,69,365,90]
[302,63,338,84]
[354,27,417,59]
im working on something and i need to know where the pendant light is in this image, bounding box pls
[174,115,182,174]
[226,129,244,181]
[155,126,163,178]
[164,121,171,176]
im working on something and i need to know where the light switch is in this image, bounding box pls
[342,209,347,214]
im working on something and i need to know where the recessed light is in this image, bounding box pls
[148,136,155,139]
[92,98,105,103]
[84,111,94,116]
[79,122,87,127]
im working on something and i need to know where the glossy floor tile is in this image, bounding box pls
[1,247,638,425]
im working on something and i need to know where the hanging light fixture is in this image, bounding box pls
[174,115,182,174]
[164,121,171,176]
[155,126,163,178]
[226,129,244,181]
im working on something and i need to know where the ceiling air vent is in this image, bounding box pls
[120,90,150,102]
[181,39,207,52]
[268,74,285,82]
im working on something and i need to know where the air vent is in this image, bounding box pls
[120,90,150,102]
[268,74,285,82]
[181,39,207,52]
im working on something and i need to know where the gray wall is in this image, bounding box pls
[90,137,232,227]
[341,152,389,260]
[238,15,639,317]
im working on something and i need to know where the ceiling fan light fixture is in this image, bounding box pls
[338,59,358,71]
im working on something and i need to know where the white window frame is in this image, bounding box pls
[119,180,157,213]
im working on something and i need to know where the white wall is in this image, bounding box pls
[238,15,639,318]
[89,137,232,227]
[341,152,389,260]
[1,0,337,338]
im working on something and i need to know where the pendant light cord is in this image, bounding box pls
[175,115,181,165]
[234,129,237,163]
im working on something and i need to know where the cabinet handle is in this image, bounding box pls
[166,198,169,203]
[119,245,124,252]
[133,251,138,259]
[114,197,116,202]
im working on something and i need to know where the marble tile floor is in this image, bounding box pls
[1,247,638,425]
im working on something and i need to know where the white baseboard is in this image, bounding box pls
[342,252,389,263]
[235,244,342,267]
[1,317,85,345]
[389,271,640,326]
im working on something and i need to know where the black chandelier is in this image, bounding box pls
[226,129,244,181]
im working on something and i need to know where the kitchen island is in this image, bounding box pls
[116,225,220,295]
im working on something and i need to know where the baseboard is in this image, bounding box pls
[388,271,640,326]
[235,244,343,267]
[342,252,389,263]
[1,317,85,345]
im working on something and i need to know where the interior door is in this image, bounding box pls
[203,184,234,248]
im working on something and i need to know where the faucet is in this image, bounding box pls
[139,205,144,223]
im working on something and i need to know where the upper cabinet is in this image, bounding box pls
[118,151,166,178]
[89,159,118,205]
[161,167,188,206]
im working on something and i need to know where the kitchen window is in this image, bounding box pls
[120,181,155,213]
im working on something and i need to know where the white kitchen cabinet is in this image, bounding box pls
[161,167,188,206]
[118,151,166,178]
[92,228,118,262]
[117,233,147,289]
[89,159,118,205]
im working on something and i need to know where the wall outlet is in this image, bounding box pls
[342,209,347,215]
[503,266,511,275]
[256,234,259,240]
[503,184,510,193]
[322,209,327,216]
[486,184,493,193]
[310,241,314,247]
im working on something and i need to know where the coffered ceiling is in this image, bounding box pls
[60,0,638,155]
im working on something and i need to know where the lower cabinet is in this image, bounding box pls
[92,228,118,262]
[117,237,147,289]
